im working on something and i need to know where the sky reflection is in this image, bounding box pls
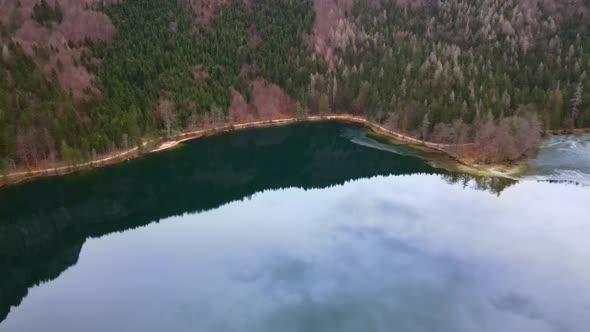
[2,174,589,332]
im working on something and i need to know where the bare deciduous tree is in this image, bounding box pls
[158,98,176,138]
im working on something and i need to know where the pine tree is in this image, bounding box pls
[570,82,583,126]
[421,112,430,141]
[319,94,330,116]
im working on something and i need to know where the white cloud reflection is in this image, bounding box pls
[3,175,590,332]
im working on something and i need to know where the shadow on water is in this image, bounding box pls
[0,122,516,322]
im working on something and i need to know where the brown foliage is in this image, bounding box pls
[310,0,428,70]
[156,97,176,138]
[251,78,293,119]
[191,65,209,82]
[431,119,471,145]
[185,0,253,27]
[429,112,542,163]
[4,0,114,100]
[228,88,256,122]
[15,127,56,166]
[474,112,542,163]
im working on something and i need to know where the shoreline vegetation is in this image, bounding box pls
[0,114,553,187]
[3,0,589,186]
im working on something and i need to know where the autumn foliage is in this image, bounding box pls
[1,0,590,171]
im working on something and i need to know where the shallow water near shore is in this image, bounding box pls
[525,134,590,185]
[1,123,589,332]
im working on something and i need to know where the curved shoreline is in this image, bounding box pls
[0,115,484,187]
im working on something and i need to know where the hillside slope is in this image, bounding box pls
[1,0,589,171]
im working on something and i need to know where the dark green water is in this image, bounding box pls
[0,123,588,332]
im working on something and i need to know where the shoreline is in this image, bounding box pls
[0,115,536,187]
[545,128,590,136]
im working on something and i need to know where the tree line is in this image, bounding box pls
[1,0,589,171]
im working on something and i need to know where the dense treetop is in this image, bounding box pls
[1,0,589,169]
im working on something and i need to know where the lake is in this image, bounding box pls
[526,134,590,185]
[1,122,589,332]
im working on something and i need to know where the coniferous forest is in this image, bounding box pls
[1,0,589,170]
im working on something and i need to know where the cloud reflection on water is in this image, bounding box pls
[2,174,589,332]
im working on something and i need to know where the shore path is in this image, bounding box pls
[0,115,475,185]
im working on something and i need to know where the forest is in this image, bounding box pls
[1,0,589,171]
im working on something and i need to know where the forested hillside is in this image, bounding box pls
[1,0,589,170]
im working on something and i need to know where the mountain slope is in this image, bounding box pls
[1,0,589,171]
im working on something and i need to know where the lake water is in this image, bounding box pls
[526,134,590,185]
[1,123,589,332]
